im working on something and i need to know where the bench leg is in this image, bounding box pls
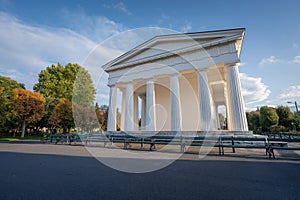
[180,144,186,153]
[150,143,155,151]
[232,140,235,153]
[266,147,275,159]
[271,149,275,159]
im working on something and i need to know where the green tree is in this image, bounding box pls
[0,75,25,97]
[33,63,96,128]
[49,99,74,133]
[292,112,300,131]
[73,103,99,133]
[276,106,293,130]
[259,106,279,132]
[72,67,96,107]
[0,87,9,127]
[0,76,25,133]
[246,111,260,132]
[218,113,226,129]
[12,88,46,138]
[95,104,108,130]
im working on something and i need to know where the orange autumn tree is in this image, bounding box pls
[12,88,46,138]
[49,99,74,133]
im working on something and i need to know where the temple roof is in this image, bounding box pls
[103,28,245,72]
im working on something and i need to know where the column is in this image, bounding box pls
[140,94,146,130]
[215,104,220,130]
[224,84,233,130]
[120,90,126,130]
[227,64,248,131]
[134,93,139,130]
[197,70,213,131]
[124,82,134,131]
[146,79,156,131]
[170,74,182,131]
[107,85,117,131]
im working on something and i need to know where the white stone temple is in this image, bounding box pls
[103,28,248,132]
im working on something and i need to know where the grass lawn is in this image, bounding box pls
[0,135,43,141]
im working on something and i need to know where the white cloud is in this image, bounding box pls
[180,22,192,33]
[240,73,271,104]
[113,2,132,15]
[259,55,300,65]
[291,55,300,64]
[0,12,99,90]
[259,55,280,66]
[62,10,126,43]
[103,2,132,15]
[0,12,181,105]
[279,85,300,100]
[0,11,129,104]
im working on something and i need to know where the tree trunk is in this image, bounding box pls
[21,120,26,138]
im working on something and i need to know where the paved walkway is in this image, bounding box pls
[0,141,299,200]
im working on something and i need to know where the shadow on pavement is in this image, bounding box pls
[0,151,299,200]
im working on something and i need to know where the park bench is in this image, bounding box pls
[42,132,300,159]
[41,134,80,145]
[100,133,300,158]
[41,134,62,144]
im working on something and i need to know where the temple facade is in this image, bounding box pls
[103,28,248,132]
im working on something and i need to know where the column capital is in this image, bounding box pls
[107,83,116,88]
[145,78,155,83]
[225,62,240,68]
[139,93,146,98]
[169,72,181,77]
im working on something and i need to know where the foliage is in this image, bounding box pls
[73,103,99,133]
[0,75,25,97]
[0,76,25,133]
[276,106,293,130]
[33,63,96,128]
[12,88,46,137]
[49,99,74,133]
[72,67,96,107]
[269,125,286,132]
[95,103,108,130]
[34,63,95,106]
[259,106,279,131]
[0,87,9,126]
[292,112,300,130]
[246,111,260,132]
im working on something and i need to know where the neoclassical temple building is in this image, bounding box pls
[103,28,248,132]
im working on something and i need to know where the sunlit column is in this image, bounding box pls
[170,74,182,131]
[227,64,248,131]
[134,93,139,130]
[146,79,156,131]
[107,85,117,131]
[197,70,214,131]
[124,82,134,131]
[120,89,126,130]
[140,94,146,130]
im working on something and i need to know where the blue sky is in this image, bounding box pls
[0,0,300,111]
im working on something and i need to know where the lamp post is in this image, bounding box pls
[288,101,299,132]
[287,101,299,112]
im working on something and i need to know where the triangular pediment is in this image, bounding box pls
[103,28,245,72]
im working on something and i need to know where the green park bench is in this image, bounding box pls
[42,132,300,159]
